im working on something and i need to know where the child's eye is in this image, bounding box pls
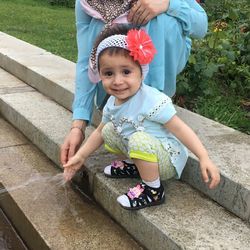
[123,69,131,75]
[103,71,113,77]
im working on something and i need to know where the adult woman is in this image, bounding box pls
[60,0,208,165]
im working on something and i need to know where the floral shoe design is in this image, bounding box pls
[104,160,140,178]
[117,182,165,210]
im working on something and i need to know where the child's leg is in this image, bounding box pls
[102,122,128,156]
[132,160,159,182]
[101,122,140,178]
[128,131,176,181]
[117,132,176,210]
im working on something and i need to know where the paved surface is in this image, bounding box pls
[0,117,142,250]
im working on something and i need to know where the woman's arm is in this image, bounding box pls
[73,0,98,122]
[164,115,220,189]
[128,0,170,25]
[167,0,208,38]
[128,0,207,38]
[63,123,105,181]
[76,122,105,159]
[60,0,104,165]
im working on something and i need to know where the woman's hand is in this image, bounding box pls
[60,121,86,165]
[199,157,220,189]
[128,0,170,25]
[63,154,85,181]
[62,122,105,181]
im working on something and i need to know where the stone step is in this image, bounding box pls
[1,69,250,249]
[1,33,250,223]
[0,117,141,250]
[0,31,74,111]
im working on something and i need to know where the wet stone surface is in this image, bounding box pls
[0,117,143,250]
[0,207,28,250]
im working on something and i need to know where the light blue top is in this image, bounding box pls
[102,84,188,178]
[73,0,208,121]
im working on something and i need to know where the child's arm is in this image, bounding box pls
[164,115,220,189]
[63,123,105,181]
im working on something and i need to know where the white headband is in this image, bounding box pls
[96,34,128,60]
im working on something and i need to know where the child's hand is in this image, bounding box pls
[63,154,85,181]
[199,157,220,189]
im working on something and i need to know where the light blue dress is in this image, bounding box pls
[73,0,208,122]
[102,84,189,178]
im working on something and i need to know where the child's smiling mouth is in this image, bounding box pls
[111,88,128,93]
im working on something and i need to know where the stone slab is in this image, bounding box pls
[0,32,74,111]
[0,117,28,148]
[0,208,27,250]
[0,126,141,249]
[94,175,250,250]
[177,107,250,222]
[0,90,72,167]
[0,68,34,95]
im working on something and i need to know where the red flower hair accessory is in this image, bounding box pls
[126,29,156,65]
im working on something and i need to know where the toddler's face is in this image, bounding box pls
[99,52,142,105]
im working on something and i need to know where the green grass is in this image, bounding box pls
[194,96,250,133]
[0,0,77,62]
[0,0,249,134]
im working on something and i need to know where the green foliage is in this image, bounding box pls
[194,96,250,133]
[176,0,250,134]
[48,0,75,8]
[0,0,77,62]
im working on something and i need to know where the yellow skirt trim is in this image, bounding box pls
[129,150,158,163]
[104,144,123,154]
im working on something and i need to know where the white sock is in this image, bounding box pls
[143,177,160,188]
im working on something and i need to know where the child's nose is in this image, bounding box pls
[114,74,123,85]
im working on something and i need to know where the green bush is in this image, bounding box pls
[48,0,75,8]
[176,0,250,134]
[177,0,249,99]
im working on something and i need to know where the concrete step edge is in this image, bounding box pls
[0,31,74,112]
